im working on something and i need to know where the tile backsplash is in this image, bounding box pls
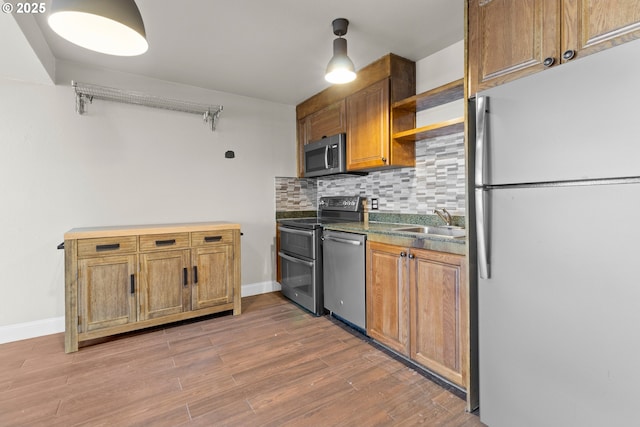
[276,132,465,216]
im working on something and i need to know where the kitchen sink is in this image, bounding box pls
[393,225,466,238]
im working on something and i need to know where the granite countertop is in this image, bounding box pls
[276,211,467,256]
[323,221,466,256]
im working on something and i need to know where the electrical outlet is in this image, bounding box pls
[371,198,379,210]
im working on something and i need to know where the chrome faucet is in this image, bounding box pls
[434,208,453,226]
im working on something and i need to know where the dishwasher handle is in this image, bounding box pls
[322,235,363,246]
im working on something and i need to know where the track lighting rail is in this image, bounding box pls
[72,81,223,131]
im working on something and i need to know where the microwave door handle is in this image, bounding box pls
[324,145,330,169]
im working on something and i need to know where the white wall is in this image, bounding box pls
[415,39,464,126]
[0,60,296,334]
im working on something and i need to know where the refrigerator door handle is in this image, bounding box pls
[475,96,488,187]
[475,188,490,279]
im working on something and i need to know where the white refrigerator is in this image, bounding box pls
[473,39,640,426]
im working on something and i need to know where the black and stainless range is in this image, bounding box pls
[277,196,364,316]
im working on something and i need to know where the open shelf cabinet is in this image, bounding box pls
[392,78,464,142]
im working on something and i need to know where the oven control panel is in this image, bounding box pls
[318,196,363,212]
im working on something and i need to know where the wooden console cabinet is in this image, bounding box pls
[64,222,241,353]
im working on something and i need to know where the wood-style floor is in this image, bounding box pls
[0,292,485,426]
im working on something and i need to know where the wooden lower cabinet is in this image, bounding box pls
[139,249,191,320]
[366,241,468,388]
[65,222,241,353]
[77,254,137,333]
[366,241,410,355]
[409,248,468,388]
[191,244,234,310]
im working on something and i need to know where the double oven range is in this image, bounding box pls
[277,196,364,316]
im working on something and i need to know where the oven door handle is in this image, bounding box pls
[278,226,315,237]
[323,236,362,246]
[278,251,314,267]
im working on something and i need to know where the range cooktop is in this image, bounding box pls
[278,196,364,230]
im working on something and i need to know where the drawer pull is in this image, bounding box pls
[183,267,188,287]
[130,274,135,294]
[155,239,176,246]
[204,236,222,243]
[96,243,120,251]
[193,266,198,284]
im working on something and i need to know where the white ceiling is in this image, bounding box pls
[15,0,463,105]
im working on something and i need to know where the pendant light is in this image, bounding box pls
[325,18,356,84]
[48,0,148,56]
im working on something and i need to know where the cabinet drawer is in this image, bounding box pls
[77,236,137,258]
[139,233,190,252]
[191,230,233,246]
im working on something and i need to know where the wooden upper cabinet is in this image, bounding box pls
[304,100,346,142]
[468,0,640,95]
[562,0,640,59]
[346,79,390,170]
[468,0,559,95]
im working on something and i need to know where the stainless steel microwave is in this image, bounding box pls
[303,133,346,178]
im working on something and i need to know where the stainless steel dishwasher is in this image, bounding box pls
[322,229,366,330]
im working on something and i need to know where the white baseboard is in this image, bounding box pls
[0,281,282,345]
[0,316,65,345]
[242,280,281,297]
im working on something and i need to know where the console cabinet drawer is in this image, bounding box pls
[191,230,233,246]
[139,233,190,252]
[77,236,137,258]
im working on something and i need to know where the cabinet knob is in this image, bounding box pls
[562,49,576,61]
[408,253,415,259]
[543,57,555,67]
[381,157,387,163]
[400,251,407,257]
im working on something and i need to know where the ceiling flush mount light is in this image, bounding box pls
[325,18,356,84]
[48,0,148,56]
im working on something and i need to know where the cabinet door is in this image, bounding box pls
[409,249,467,387]
[562,0,640,62]
[78,255,137,333]
[305,100,346,142]
[139,249,191,320]
[366,241,410,355]
[191,244,234,310]
[346,79,390,170]
[468,0,559,95]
